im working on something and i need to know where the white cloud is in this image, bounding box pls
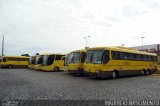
[0,0,160,56]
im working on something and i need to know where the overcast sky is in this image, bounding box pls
[0,0,160,56]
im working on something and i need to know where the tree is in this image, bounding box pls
[36,53,39,56]
[21,54,30,57]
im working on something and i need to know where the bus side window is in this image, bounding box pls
[112,51,120,60]
[55,55,63,60]
[146,55,150,61]
[151,56,157,62]
[81,52,86,63]
[38,57,43,64]
[103,50,109,64]
[123,53,128,60]
[119,52,124,60]
[61,56,65,60]
[135,54,141,60]
[47,55,55,65]
[155,56,157,61]
[141,55,146,61]
[128,53,135,60]
[3,57,6,62]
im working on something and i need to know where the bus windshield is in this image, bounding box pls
[42,55,48,65]
[31,57,35,64]
[92,51,103,64]
[47,55,55,65]
[3,57,7,62]
[35,57,39,64]
[68,52,80,64]
[85,50,103,64]
[73,52,80,63]
[85,51,93,63]
[35,56,43,64]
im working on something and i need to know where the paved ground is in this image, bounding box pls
[0,68,160,101]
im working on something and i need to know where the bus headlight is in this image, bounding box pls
[78,67,83,70]
[96,70,102,73]
[95,70,99,73]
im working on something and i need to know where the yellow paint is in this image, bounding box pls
[67,49,86,73]
[83,46,157,74]
[0,56,29,68]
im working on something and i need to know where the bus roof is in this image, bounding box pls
[87,46,157,56]
[30,53,65,57]
[1,56,29,58]
[69,49,87,53]
[41,53,65,56]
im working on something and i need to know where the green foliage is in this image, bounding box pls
[21,54,30,57]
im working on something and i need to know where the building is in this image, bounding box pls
[132,44,160,64]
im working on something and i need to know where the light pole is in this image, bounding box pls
[141,36,145,50]
[84,36,90,49]
[2,35,4,56]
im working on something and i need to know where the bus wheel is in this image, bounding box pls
[145,70,150,75]
[111,71,118,79]
[54,67,59,72]
[8,65,13,68]
[141,70,145,76]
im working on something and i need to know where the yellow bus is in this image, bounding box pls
[41,53,65,71]
[0,56,29,68]
[83,46,157,79]
[67,49,86,75]
[32,55,44,70]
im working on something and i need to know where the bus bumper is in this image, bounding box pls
[150,69,157,74]
[68,70,85,75]
[84,71,112,78]
[0,64,8,68]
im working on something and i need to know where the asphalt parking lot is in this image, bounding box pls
[0,68,160,105]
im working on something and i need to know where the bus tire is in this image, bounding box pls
[8,65,13,68]
[145,70,150,75]
[54,67,59,72]
[141,70,145,76]
[111,71,118,79]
